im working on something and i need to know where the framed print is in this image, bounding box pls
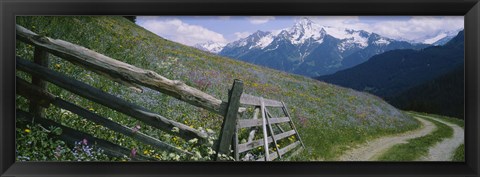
[1,0,479,176]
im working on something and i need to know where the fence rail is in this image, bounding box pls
[16,24,228,116]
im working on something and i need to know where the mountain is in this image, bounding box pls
[16,16,419,161]
[422,30,460,46]
[219,17,427,77]
[193,41,226,53]
[317,30,464,117]
[389,66,464,119]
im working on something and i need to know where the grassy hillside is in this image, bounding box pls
[16,16,419,161]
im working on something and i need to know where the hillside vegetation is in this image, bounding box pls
[16,16,419,161]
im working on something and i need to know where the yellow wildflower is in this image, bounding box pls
[24,129,31,133]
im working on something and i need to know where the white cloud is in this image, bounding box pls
[234,31,252,40]
[136,17,227,46]
[368,16,464,42]
[301,16,463,42]
[247,16,275,24]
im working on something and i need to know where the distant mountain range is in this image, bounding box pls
[422,31,459,46]
[318,30,464,118]
[195,18,429,77]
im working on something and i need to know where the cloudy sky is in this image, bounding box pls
[136,16,464,46]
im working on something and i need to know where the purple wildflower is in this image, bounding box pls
[54,146,62,158]
[130,148,137,158]
[132,124,141,133]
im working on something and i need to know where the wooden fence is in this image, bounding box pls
[233,94,305,161]
[15,24,302,161]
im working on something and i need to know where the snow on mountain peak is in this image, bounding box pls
[288,18,325,44]
[194,41,226,53]
[423,33,448,44]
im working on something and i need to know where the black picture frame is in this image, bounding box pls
[1,0,479,176]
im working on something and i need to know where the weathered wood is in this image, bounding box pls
[16,110,153,161]
[260,98,269,161]
[237,130,296,153]
[256,141,301,161]
[16,77,54,108]
[17,77,192,155]
[233,126,239,161]
[281,102,305,148]
[246,107,260,143]
[265,108,285,133]
[240,93,283,107]
[265,110,282,159]
[29,47,49,119]
[216,80,243,160]
[16,25,226,116]
[237,117,290,129]
[17,57,208,142]
[55,98,193,156]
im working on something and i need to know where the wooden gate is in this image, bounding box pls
[233,94,305,161]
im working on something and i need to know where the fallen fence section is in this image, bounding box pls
[234,94,305,161]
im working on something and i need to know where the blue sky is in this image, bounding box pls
[136,16,463,46]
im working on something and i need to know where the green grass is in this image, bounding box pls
[377,113,453,161]
[16,16,420,161]
[409,111,464,128]
[452,144,465,161]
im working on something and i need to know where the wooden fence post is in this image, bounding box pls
[216,79,243,160]
[29,47,48,119]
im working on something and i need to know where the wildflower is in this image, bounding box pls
[82,138,88,145]
[54,146,62,158]
[130,148,137,158]
[188,138,198,144]
[88,108,94,111]
[206,128,214,134]
[132,124,141,133]
[55,64,61,69]
[24,129,31,133]
[143,150,149,155]
[171,127,179,133]
[82,145,93,157]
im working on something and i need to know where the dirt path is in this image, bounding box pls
[337,116,436,161]
[416,115,464,161]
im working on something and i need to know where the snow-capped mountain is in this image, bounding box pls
[194,41,226,53]
[219,17,428,77]
[422,31,459,46]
